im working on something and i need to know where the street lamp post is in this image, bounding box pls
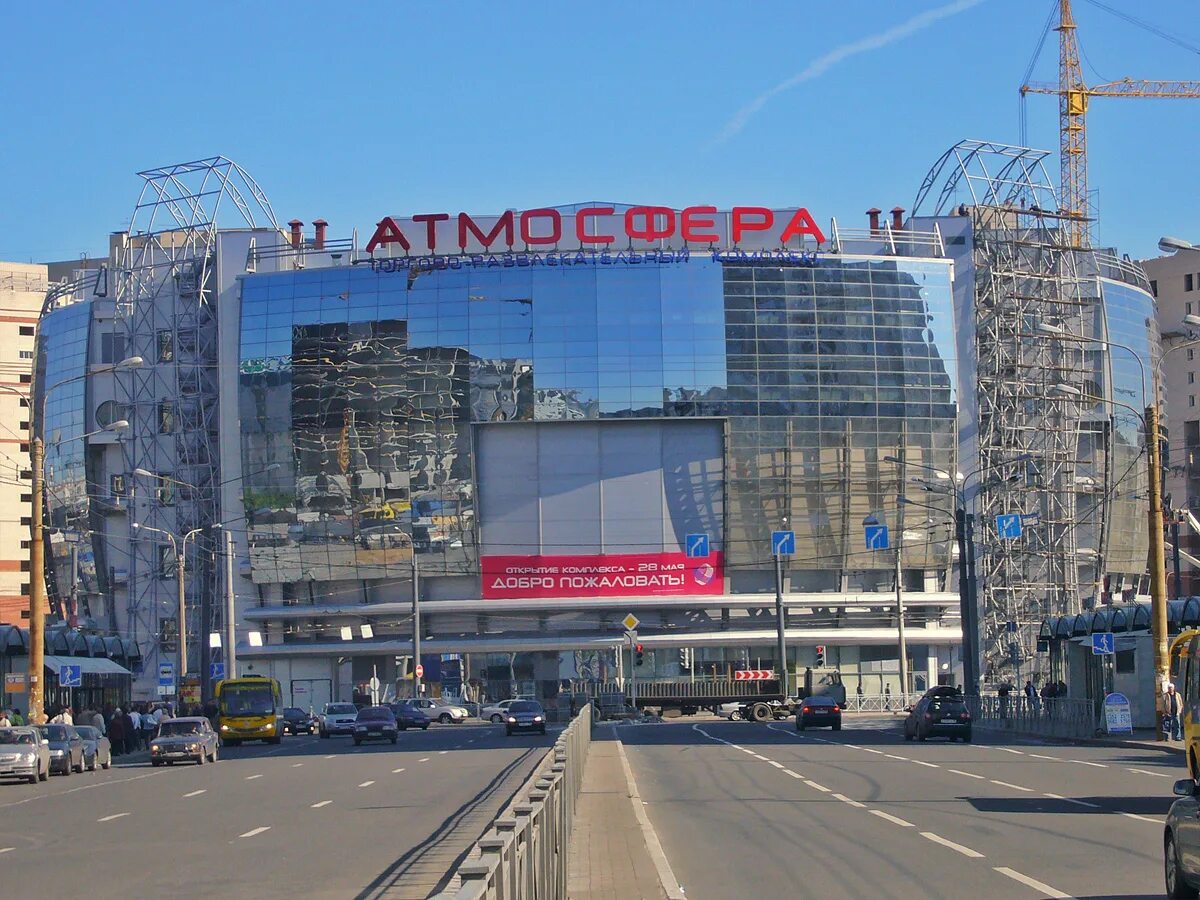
[773,515,789,700]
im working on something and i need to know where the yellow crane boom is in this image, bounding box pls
[1019,0,1200,247]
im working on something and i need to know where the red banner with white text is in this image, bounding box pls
[481,552,724,600]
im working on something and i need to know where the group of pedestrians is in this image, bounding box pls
[13,702,176,756]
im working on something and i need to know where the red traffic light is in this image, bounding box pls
[636,643,643,652]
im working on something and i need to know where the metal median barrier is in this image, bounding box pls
[434,703,592,900]
[967,695,1099,741]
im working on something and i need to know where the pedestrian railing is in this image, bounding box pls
[434,703,592,900]
[967,695,1099,741]
[841,693,918,713]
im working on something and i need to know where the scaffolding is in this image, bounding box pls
[915,140,1098,682]
[114,157,277,687]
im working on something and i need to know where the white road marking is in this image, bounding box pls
[97,813,130,822]
[1070,759,1107,768]
[1121,813,1162,824]
[0,769,166,811]
[183,790,206,798]
[870,810,914,828]
[0,848,12,854]
[245,774,263,780]
[884,754,908,761]
[752,754,769,761]
[392,768,406,774]
[291,763,303,768]
[921,831,985,858]
[990,779,1033,792]
[804,780,831,793]
[1030,753,1060,761]
[833,793,866,808]
[783,770,804,779]
[358,780,375,788]
[324,755,336,760]
[1129,767,1171,778]
[1043,792,1101,809]
[948,769,986,779]
[846,745,863,750]
[439,750,449,755]
[311,801,332,808]
[768,761,785,769]
[418,757,431,762]
[994,866,1073,899]
[859,747,885,755]
[912,760,940,768]
[997,747,1024,755]
[239,826,271,838]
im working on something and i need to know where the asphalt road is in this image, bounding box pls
[0,721,558,899]
[620,714,1178,900]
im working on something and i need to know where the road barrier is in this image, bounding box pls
[967,695,1099,741]
[434,703,592,899]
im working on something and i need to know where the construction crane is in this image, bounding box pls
[1020,0,1200,247]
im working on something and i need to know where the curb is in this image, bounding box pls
[611,727,686,900]
[972,723,1185,755]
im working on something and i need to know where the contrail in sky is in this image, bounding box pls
[713,0,984,145]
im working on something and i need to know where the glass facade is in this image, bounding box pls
[238,254,957,590]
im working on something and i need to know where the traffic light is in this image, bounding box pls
[815,644,826,667]
[635,643,645,666]
[679,647,692,671]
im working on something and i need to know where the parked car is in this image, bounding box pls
[504,700,547,736]
[319,703,360,737]
[282,707,317,735]
[150,717,220,766]
[74,725,112,770]
[718,702,744,721]
[0,727,50,783]
[481,699,522,724]
[903,691,972,742]
[412,697,470,724]
[388,701,431,731]
[796,695,842,731]
[34,724,85,775]
[1166,777,1200,898]
[353,706,399,745]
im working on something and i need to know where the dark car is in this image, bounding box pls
[150,717,220,765]
[1166,778,1200,898]
[904,692,972,742]
[282,707,317,735]
[34,724,85,775]
[388,701,431,731]
[505,700,547,736]
[796,695,842,731]
[353,706,398,745]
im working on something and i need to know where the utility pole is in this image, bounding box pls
[28,436,45,724]
[955,507,980,695]
[894,448,909,698]
[200,536,212,701]
[627,631,637,712]
[773,549,788,700]
[177,545,187,695]
[224,528,236,680]
[1147,401,1170,740]
[412,553,422,699]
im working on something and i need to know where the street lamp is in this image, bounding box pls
[1159,236,1196,255]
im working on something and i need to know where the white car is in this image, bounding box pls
[0,727,50,783]
[481,699,525,724]
[412,697,470,724]
[319,702,360,737]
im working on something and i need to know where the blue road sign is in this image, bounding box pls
[685,533,710,558]
[59,665,82,688]
[209,662,225,681]
[158,661,174,687]
[771,531,795,556]
[1006,620,1018,634]
[996,514,1023,540]
[864,524,890,551]
[1091,632,1115,655]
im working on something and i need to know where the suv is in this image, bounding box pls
[904,689,972,742]
[319,702,360,738]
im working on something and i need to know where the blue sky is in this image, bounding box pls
[1,0,1196,262]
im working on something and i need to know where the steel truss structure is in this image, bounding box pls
[916,140,1100,681]
[114,157,277,685]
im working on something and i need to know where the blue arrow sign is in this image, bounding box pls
[996,514,1023,540]
[864,523,890,551]
[209,662,225,681]
[1091,632,1115,655]
[58,665,82,688]
[685,533,710,558]
[771,531,795,556]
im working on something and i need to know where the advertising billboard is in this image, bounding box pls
[481,551,724,600]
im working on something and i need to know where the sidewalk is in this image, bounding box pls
[566,731,668,900]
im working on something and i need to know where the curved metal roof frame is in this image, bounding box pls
[913,139,1059,218]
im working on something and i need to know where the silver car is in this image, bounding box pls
[0,727,49,783]
[412,697,470,724]
[480,699,523,724]
[74,726,112,770]
[319,703,360,737]
[149,717,220,766]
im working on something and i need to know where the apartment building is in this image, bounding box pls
[0,262,42,624]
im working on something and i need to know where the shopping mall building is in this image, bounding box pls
[27,145,1160,706]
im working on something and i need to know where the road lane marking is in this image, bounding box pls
[392,768,406,774]
[846,745,863,750]
[990,779,1033,792]
[358,780,375,787]
[997,747,1024,755]
[1030,753,1060,761]
[784,770,804,779]
[833,793,866,808]
[0,848,12,854]
[0,769,167,811]
[859,747,885,754]
[912,760,940,768]
[97,813,130,822]
[183,790,206,798]
[439,750,449,755]
[752,754,769,761]
[803,780,831,792]
[768,761,785,769]
[921,832,985,858]
[245,774,263,780]
[1069,759,1106,768]
[324,755,336,759]
[994,867,1073,898]
[419,757,431,762]
[1042,792,1101,808]
[311,801,332,808]
[239,826,271,838]
[949,769,986,779]
[884,754,908,761]
[1121,813,1162,824]
[1129,767,1171,778]
[291,763,303,768]
[870,810,914,827]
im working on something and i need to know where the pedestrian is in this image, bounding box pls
[998,683,1011,721]
[142,709,157,745]
[128,706,142,750]
[10,707,23,726]
[121,708,135,752]
[90,708,105,734]
[884,684,892,711]
[109,708,126,755]
[0,709,10,727]
[1023,679,1039,715]
[1165,683,1184,741]
[50,706,72,725]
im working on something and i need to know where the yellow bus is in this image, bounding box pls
[1171,630,1200,778]
[214,675,283,747]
